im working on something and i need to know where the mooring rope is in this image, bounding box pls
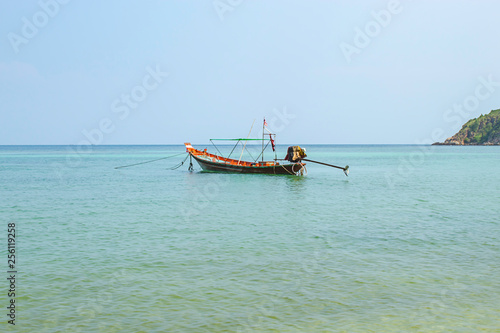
[167,154,190,170]
[280,163,295,176]
[299,164,307,176]
[114,153,186,169]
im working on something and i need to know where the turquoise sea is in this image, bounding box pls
[1,144,499,332]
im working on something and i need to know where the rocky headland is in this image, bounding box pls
[433,109,500,145]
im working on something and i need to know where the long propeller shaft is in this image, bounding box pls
[302,158,349,176]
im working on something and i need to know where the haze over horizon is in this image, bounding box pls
[2,0,500,145]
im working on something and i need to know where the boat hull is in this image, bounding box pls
[184,142,305,175]
[191,153,304,175]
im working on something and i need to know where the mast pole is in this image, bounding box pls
[262,117,265,162]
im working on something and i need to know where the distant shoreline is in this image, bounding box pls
[432,142,500,146]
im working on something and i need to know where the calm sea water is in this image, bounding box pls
[0,145,499,332]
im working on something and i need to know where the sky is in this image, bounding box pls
[1,0,500,145]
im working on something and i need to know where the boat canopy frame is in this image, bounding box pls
[209,135,276,162]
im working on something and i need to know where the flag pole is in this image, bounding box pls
[273,134,277,160]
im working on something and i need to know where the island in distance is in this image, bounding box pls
[433,109,500,145]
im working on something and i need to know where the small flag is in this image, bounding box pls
[264,118,268,127]
[269,134,275,152]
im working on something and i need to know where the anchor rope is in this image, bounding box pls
[167,154,190,170]
[114,152,186,169]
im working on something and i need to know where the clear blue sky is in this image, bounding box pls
[1,0,500,145]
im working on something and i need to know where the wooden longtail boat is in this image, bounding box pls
[183,119,349,176]
[184,142,306,175]
[185,119,308,175]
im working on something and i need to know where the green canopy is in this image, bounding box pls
[210,138,267,141]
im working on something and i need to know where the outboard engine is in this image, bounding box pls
[284,146,307,162]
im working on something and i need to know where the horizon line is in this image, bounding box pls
[1,143,442,146]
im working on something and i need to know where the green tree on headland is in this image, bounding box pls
[434,109,500,145]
